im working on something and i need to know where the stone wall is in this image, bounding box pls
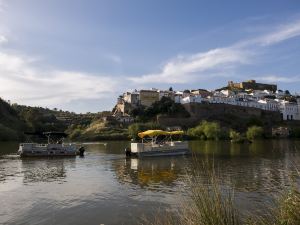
[157,103,282,130]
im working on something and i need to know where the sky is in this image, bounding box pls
[0,0,300,113]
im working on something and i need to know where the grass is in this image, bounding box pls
[142,159,241,225]
[180,164,240,225]
[246,183,300,225]
[141,158,300,225]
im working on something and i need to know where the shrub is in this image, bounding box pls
[187,121,221,140]
[203,121,221,140]
[246,126,264,141]
[229,129,243,142]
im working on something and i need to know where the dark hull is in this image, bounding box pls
[18,151,77,157]
[133,148,190,157]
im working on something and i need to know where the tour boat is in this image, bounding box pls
[18,132,85,157]
[126,130,190,157]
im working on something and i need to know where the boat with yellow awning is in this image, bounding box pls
[126,130,190,157]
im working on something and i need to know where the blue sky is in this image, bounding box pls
[0,0,300,112]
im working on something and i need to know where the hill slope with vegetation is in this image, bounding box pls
[0,98,26,141]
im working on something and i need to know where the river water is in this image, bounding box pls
[0,140,300,225]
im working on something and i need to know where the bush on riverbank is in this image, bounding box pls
[187,121,228,140]
[229,129,244,143]
[187,121,220,140]
[246,126,264,141]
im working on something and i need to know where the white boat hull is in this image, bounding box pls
[18,143,78,157]
[130,141,190,157]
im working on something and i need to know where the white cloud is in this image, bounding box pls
[0,51,119,109]
[254,75,300,83]
[2,16,300,111]
[129,47,251,84]
[129,19,300,85]
[0,35,7,44]
[258,20,300,46]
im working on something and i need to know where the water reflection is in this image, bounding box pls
[21,158,75,183]
[0,157,76,185]
[190,140,300,193]
[0,140,300,225]
[114,157,189,189]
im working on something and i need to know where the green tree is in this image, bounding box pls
[187,121,221,140]
[246,126,264,141]
[229,129,242,142]
[202,121,221,140]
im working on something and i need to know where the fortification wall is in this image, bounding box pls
[157,103,282,130]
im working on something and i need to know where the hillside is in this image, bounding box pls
[0,98,116,142]
[0,98,26,141]
[0,98,70,141]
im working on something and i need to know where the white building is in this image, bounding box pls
[158,90,175,100]
[256,99,279,111]
[123,91,140,105]
[278,100,300,120]
[180,95,202,104]
[251,90,273,99]
[220,89,234,97]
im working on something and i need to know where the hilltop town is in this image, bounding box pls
[1,79,300,142]
[114,80,300,124]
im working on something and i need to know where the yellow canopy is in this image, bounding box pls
[168,130,184,135]
[138,130,184,138]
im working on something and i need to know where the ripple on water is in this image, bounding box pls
[0,140,300,225]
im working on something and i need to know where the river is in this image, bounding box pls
[0,140,300,225]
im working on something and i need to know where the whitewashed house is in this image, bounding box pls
[278,100,300,120]
[220,89,234,97]
[180,95,202,104]
[174,91,183,103]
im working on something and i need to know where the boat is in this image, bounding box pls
[126,130,190,157]
[18,132,85,157]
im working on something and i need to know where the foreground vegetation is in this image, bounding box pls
[143,160,300,225]
[187,121,264,142]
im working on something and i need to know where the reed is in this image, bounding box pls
[142,159,241,225]
[246,168,300,225]
[142,158,300,225]
[179,160,240,225]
